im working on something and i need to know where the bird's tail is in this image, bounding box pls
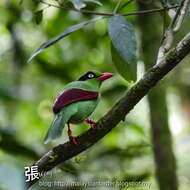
[44,109,66,144]
[44,105,77,144]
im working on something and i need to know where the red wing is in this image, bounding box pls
[53,88,99,114]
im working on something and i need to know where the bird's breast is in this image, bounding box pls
[69,99,99,124]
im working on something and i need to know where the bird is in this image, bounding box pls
[44,71,113,145]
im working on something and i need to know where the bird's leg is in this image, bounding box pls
[85,118,97,129]
[67,123,77,145]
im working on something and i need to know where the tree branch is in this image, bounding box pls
[172,0,190,32]
[38,0,179,17]
[26,32,190,188]
[156,0,190,64]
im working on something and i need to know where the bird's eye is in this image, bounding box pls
[88,73,94,78]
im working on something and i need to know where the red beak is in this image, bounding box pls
[97,72,113,81]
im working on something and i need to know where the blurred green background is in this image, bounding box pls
[0,0,190,190]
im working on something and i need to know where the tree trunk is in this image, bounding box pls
[138,2,178,190]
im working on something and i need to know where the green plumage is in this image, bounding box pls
[44,76,101,144]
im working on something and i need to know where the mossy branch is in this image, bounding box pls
[27,32,190,188]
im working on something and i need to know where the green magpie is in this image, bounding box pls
[44,71,113,145]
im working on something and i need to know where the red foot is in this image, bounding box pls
[69,136,78,145]
[85,118,96,128]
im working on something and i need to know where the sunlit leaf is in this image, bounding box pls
[108,15,137,81]
[28,16,103,63]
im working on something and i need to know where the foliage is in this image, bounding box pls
[0,0,190,190]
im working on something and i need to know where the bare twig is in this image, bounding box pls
[122,6,179,16]
[156,28,174,64]
[159,0,169,41]
[156,0,190,64]
[26,32,190,188]
[38,0,178,17]
[172,0,190,32]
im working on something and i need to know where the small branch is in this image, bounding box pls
[156,28,174,64]
[38,0,179,17]
[26,32,190,188]
[159,0,168,37]
[122,6,178,16]
[156,0,189,64]
[172,0,190,32]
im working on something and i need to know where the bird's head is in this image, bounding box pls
[78,71,113,82]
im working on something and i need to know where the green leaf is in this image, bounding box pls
[28,16,103,63]
[108,15,137,81]
[35,10,43,25]
[111,43,136,81]
[108,15,137,64]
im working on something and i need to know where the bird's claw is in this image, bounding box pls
[85,118,97,129]
[91,123,96,129]
[69,136,78,145]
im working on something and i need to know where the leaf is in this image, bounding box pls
[108,15,137,81]
[35,10,43,25]
[28,16,103,63]
[108,15,137,63]
[111,43,136,81]
[70,0,86,10]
